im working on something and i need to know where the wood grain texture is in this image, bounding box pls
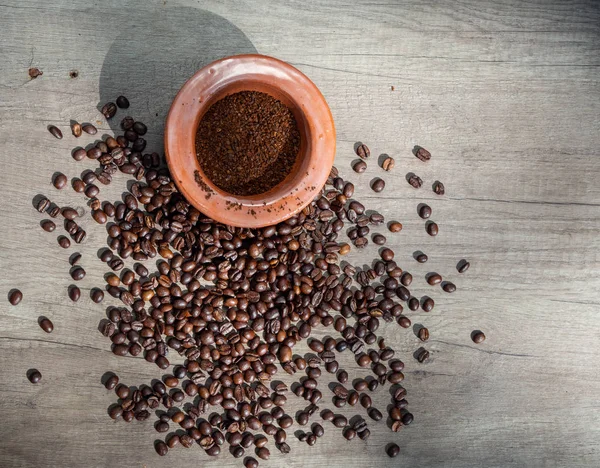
[0,0,599,467]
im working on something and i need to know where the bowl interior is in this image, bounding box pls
[191,78,312,201]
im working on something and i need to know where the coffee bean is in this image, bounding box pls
[104,374,119,390]
[133,122,147,135]
[418,327,429,341]
[457,259,470,273]
[68,285,81,302]
[53,173,68,189]
[358,428,370,440]
[442,282,456,293]
[85,184,99,198]
[427,273,442,285]
[58,236,70,249]
[416,253,428,263]
[433,180,445,195]
[421,297,434,312]
[343,428,356,440]
[9,289,23,305]
[28,369,42,384]
[91,288,104,303]
[472,331,486,344]
[62,208,78,220]
[332,415,347,427]
[48,206,60,218]
[370,177,385,193]
[72,148,86,161]
[82,124,97,135]
[415,147,431,162]
[387,443,400,458]
[244,457,258,468]
[368,408,382,421]
[37,197,50,213]
[116,96,130,109]
[353,160,367,173]
[408,174,423,188]
[356,144,370,159]
[389,222,402,232]
[408,297,419,311]
[382,157,395,171]
[101,102,117,119]
[155,441,168,456]
[48,125,62,139]
[92,209,107,224]
[360,393,371,409]
[398,316,411,328]
[416,348,430,363]
[71,267,86,281]
[418,204,431,219]
[71,122,82,137]
[426,222,438,236]
[372,234,386,245]
[321,409,334,421]
[39,317,54,333]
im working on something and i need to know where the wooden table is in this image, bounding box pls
[1,1,599,467]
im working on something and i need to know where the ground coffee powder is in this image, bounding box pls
[195,90,300,196]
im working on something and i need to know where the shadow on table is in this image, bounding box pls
[99,6,257,140]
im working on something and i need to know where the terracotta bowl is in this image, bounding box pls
[165,54,336,228]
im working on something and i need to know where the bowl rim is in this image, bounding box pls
[164,54,336,228]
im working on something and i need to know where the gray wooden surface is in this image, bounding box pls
[1,0,599,467]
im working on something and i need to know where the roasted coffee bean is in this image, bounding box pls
[155,441,168,456]
[72,179,85,193]
[372,234,386,245]
[422,297,434,312]
[427,273,442,285]
[68,285,81,302]
[48,125,62,139]
[426,221,438,236]
[418,204,432,219]
[9,289,23,305]
[433,180,445,195]
[368,408,383,421]
[356,144,370,160]
[401,272,412,286]
[244,457,258,468]
[71,122,82,137]
[320,409,334,421]
[101,102,117,119]
[381,156,395,171]
[39,317,54,333]
[398,316,411,328]
[104,374,119,390]
[416,348,430,363]
[416,253,428,263]
[72,148,86,161]
[337,370,348,384]
[389,221,402,233]
[418,327,430,341]
[91,288,104,303]
[415,147,431,162]
[53,173,68,190]
[116,96,130,109]
[27,369,42,384]
[358,428,370,440]
[71,267,85,281]
[371,178,385,192]
[62,207,78,220]
[82,124,97,135]
[360,393,372,409]
[408,297,419,311]
[472,331,486,344]
[442,282,456,293]
[408,174,422,188]
[133,122,147,135]
[343,428,356,440]
[92,209,107,224]
[85,184,99,198]
[332,415,347,428]
[58,236,70,248]
[37,197,50,213]
[353,160,367,173]
[457,259,470,273]
[387,443,400,457]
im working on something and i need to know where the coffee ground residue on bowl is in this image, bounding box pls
[195,91,300,196]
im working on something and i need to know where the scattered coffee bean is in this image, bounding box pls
[62,207,78,220]
[371,178,385,192]
[9,289,23,305]
[427,273,442,285]
[48,125,62,139]
[36,197,50,213]
[155,441,168,456]
[71,267,86,281]
[372,234,386,245]
[408,174,423,188]
[442,282,456,293]
[418,328,429,342]
[356,144,370,160]
[418,204,431,219]
[382,156,395,171]
[416,348,430,363]
[457,259,470,273]
[91,288,104,303]
[387,443,400,457]
[421,297,434,312]
[101,102,117,119]
[472,331,486,344]
[244,457,258,468]
[415,147,431,162]
[353,160,367,173]
[58,236,70,249]
[28,369,42,384]
[389,222,402,233]
[104,374,119,390]
[415,253,428,263]
[426,222,438,236]
[433,181,445,195]
[71,122,82,137]
[53,173,68,190]
[41,220,56,232]
[39,317,54,333]
[82,124,97,135]
[68,285,81,302]
[116,96,130,109]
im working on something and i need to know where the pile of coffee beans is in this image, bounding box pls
[17,97,483,466]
